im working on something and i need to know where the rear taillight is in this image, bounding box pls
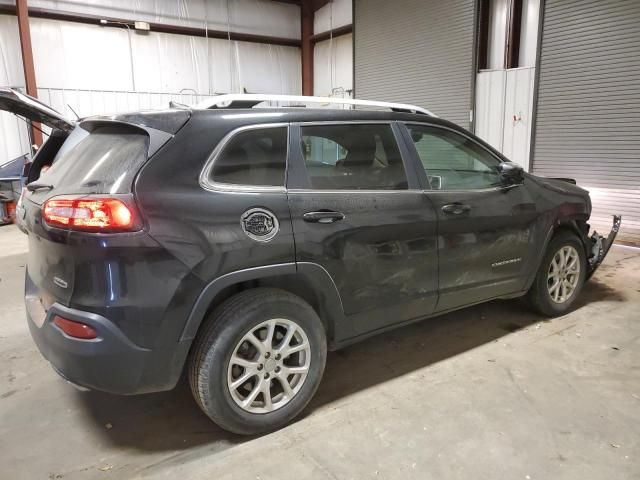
[53,315,98,340]
[42,196,137,232]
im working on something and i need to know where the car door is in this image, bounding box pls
[401,122,537,313]
[287,121,439,340]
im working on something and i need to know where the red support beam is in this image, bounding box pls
[310,23,352,43]
[15,0,42,147]
[301,0,314,95]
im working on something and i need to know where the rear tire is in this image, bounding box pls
[188,288,327,435]
[526,231,587,316]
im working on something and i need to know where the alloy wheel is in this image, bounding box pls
[227,318,311,414]
[547,245,581,303]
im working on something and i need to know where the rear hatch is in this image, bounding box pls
[0,87,74,132]
[21,122,153,306]
[11,109,190,309]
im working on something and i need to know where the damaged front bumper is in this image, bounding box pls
[587,215,622,277]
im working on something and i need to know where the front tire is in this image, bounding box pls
[526,231,587,316]
[188,288,327,435]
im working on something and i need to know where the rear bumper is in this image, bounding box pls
[587,214,621,277]
[25,268,192,395]
[26,299,153,395]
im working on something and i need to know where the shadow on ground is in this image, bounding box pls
[75,278,624,453]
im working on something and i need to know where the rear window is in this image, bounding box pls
[41,125,149,194]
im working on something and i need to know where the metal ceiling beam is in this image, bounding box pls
[268,0,302,5]
[310,0,331,12]
[15,0,42,147]
[310,23,352,43]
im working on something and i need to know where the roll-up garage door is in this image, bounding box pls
[532,0,640,245]
[354,0,475,128]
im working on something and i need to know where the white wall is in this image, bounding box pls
[0,0,301,39]
[475,67,535,170]
[501,67,535,168]
[28,18,301,97]
[314,0,352,34]
[475,70,505,151]
[0,15,30,166]
[314,33,352,97]
[0,0,302,164]
[313,0,352,97]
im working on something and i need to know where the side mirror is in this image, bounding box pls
[498,161,524,185]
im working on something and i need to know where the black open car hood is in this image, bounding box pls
[0,88,74,132]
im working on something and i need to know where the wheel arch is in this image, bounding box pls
[524,216,591,291]
[180,262,348,348]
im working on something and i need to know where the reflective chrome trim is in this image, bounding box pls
[288,189,424,194]
[193,93,435,116]
[199,123,289,193]
[298,120,398,126]
[421,184,523,194]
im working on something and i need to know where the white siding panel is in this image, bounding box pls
[502,67,535,170]
[475,70,506,152]
[0,14,29,166]
[313,34,353,97]
[314,0,352,35]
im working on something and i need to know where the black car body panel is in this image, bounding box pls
[4,94,618,395]
[0,88,73,131]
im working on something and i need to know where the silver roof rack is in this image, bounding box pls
[192,94,435,116]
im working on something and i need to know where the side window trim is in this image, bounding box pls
[400,121,507,193]
[199,122,289,193]
[287,120,421,192]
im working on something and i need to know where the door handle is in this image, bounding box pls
[303,211,345,224]
[441,203,471,215]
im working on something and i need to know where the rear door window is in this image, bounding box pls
[300,124,408,190]
[40,125,149,194]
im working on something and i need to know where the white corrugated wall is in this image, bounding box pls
[531,0,640,245]
[354,0,475,127]
[0,0,302,165]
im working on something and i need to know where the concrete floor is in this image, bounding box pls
[1,224,639,480]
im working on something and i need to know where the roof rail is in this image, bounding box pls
[192,94,435,116]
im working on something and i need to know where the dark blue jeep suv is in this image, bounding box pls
[1,89,619,434]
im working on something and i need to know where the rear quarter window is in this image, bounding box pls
[41,125,149,194]
[208,127,287,187]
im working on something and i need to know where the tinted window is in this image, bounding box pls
[301,124,407,190]
[211,127,287,187]
[41,125,149,194]
[407,125,502,190]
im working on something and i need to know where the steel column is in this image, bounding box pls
[301,0,314,95]
[15,0,43,147]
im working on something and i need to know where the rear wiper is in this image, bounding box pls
[26,182,54,192]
